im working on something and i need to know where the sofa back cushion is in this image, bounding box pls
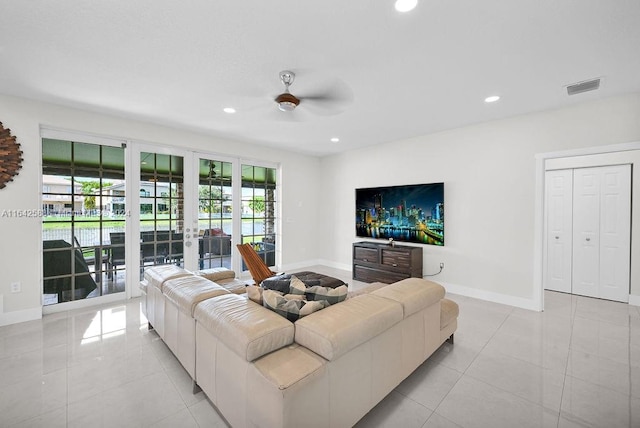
[163,276,230,316]
[294,294,403,361]
[372,278,445,318]
[194,294,294,362]
[144,265,191,292]
[194,267,236,282]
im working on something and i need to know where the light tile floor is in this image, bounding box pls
[1,266,639,427]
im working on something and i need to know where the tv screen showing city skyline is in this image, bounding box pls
[355,182,444,246]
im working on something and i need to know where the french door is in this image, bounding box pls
[132,148,279,290]
[194,153,278,276]
[41,134,279,307]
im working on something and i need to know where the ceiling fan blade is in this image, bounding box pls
[297,78,354,115]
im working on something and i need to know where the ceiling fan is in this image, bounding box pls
[272,70,353,115]
[274,71,300,112]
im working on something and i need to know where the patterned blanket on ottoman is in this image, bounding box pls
[261,271,346,293]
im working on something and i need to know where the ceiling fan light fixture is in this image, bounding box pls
[275,92,300,111]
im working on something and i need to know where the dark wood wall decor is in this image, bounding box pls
[0,122,23,189]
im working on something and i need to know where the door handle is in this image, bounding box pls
[555,236,559,240]
[586,238,591,241]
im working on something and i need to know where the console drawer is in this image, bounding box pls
[353,265,410,284]
[354,247,378,263]
[381,249,412,269]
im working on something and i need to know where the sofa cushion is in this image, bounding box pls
[194,294,294,362]
[163,276,230,316]
[263,290,328,322]
[372,278,445,318]
[216,278,248,295]
[247,285,264,304]
[294,294,403,361]
[194,267,236,282]
[289,276,348,305]
[253,343,326,390]
[144,265,191,292]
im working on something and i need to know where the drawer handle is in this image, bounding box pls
[363,258,368,262]
[392,263,398,267]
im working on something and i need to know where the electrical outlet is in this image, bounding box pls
[10,282,21,293]
[439,262,445,270]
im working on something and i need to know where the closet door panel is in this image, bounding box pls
[572,168,600,299]
[598,165,631,302]
[544,170,573,293]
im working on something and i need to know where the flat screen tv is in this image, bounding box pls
[355,182,444,246]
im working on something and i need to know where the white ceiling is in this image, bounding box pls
[1,0,639,156]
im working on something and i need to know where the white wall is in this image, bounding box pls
[319,93,640,309]
[0,94,321,324]
[2,92,640,324]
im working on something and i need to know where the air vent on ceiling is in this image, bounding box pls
[566,78,600,96]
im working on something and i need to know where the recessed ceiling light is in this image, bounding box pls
[484,95,500,103]
[395,0,418,12]
[330,137,340,143]
[223,107,236,114]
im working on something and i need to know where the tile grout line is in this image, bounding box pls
[427,305,518,426]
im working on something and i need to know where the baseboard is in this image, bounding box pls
[281,259,351,273]
[0,304,42,327]
[317,259,352,272]
[438,281,541,311]
[42,292,125,315]
[629,294,640,307]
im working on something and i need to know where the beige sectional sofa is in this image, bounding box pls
[140,266,458,428]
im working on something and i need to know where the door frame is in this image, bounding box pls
[535,141,640,311]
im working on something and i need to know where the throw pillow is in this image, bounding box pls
[262,289,327,322]
[261,273,293,293]
[289,275,348,305]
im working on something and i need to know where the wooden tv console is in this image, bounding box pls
[352,241,423,283]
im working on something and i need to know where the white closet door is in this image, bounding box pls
[598,165,631,302]
[545,170,573,293]
[572,165,631,302]
[572,168,601,298]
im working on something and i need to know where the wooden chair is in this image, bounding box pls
[236,243,276,285]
